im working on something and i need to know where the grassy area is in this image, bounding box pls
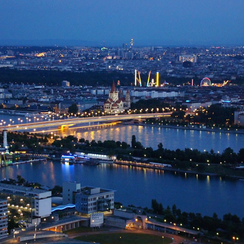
[199,164,244,178]
[75,233,171,244]
[65,226,109,234]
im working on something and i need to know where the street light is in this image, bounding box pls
[162,236,164,244]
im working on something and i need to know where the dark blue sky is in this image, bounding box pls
[1,0,244,46]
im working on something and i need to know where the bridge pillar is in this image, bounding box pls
[58,125,69,131]
[3,129,8,150]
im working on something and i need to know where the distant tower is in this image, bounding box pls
[109,82,119,102]
[130,39,134,49]
[135,69,137,86]
[3,130,8,152]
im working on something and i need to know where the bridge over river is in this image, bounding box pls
[0,112,171,132]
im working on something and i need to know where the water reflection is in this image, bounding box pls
[66,124,244,152]
[0,161,243,217]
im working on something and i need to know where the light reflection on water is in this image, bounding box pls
[1,121,244,216]
[0,161,244,217]
[61,125,244,152]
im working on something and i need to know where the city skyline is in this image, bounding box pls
[1,0,244,46]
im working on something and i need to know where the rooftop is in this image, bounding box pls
[78,186,115,196]
[0,183,51,196]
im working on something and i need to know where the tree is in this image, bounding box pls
[238,148,244,163]
[158,203,164,215]
[68,103,78,114]
[171,110,185,119]
[51,185,63,196]
[158,143,163,150]
[131,135,136,148]
[151,199,159,213]
[172,204,177,216]
[17,175,25,185]
[122,142,129,149]
[222,147,236,164]
[8,219,18,234]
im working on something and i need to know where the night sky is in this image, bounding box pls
[1,0,244,46]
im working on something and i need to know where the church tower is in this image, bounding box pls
[109,82,119,102]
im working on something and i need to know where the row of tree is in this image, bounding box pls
[151,199,244,240]
[130,135,244,165]
[3,131,244,167]
[51,134,244,166]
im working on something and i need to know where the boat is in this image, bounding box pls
[61,154,92,165]
[61,154,77,164]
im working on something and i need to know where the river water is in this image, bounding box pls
[61,124,244,153]
[0,160,243,218]
[1,115,244,218]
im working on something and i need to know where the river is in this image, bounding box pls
[0,161,243,218]
[1,114,244,153]
[1,115,244,218]
[60,124,244,153]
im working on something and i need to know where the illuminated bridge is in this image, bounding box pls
[0,113,171,132]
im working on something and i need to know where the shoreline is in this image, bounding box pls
[113,160,244,180]
[141,122,244,134]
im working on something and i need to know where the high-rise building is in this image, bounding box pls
[130,38,134,49]
[0,199,8,240]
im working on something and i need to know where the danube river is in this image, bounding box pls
[1,115,244,218]
[1,113,244,152]
[0,160,244,218]
[61,124,244,153]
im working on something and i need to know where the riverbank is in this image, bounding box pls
[141,122,244,134]
[113,159,244,180]
[8,158,47,166]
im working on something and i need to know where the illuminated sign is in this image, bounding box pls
[90,213,104,227]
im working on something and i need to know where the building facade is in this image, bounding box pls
[75,187,115,214]
[179,54,197,63]
[63,182,81,205]
[0,183,52,219]
[0,199,8,239]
